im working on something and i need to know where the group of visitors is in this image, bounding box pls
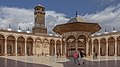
[73,50,86,65]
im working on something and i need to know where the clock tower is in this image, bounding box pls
[32,4,47,34]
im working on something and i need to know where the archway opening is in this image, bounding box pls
[56,40,61,56]
[77,35,86,54]
[43,39,49,56]
[50,39,55,56]
[66,35,76,57]
[0,34,5,56]
[117,36,120,56]
[27,37,33,56]
[93,39,99,55]
[88,40,92,56]
[35,38,42,55]
[7,35,15,56]
[108,37,115,56]
[100,38,106,56]
[17,36,25,56]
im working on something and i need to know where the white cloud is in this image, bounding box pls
[0,6,69,33]
[83,4,120,32]
[45,11,69,33]
[0,7,34,31]
[0,4,120,34]
[96,0,117,5]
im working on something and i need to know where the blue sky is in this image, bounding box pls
[0,0,120,34]
[0,0,119,17]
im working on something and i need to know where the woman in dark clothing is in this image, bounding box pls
[78,50,86,65]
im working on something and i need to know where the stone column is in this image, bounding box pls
[25,38,27,56]
[106,38,108,56]
[5,37,7,56]
[98,39,101,56]
[15,38,17,56]
[64,38,67,57]
[115,37,117,56]
[55,40,56,56]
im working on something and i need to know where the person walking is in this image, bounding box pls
[56,52,59,58]
[78,50,86,65]
[73,51,79,65]
[95,52,98,59]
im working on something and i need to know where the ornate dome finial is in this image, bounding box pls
[113,27,115,31]
[19,26,21,30]
[76,11,78,17]
[38,4,42,6]
[105,28,107,32]
[7,24,12,31]
[112,27,117,32]
[9,24,11,28]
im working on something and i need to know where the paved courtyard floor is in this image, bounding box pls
[0,56,120,67]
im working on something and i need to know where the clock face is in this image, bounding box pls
[41,24,44,27]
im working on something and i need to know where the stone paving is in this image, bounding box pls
[0,56,120,67]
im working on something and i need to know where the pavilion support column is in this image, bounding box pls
[15,38,17,56]
[61,43,62,56]
[86,40,89,57]
[65,42,67,57]
[92,40,94,57]
[25,39,27,56]
[115,38,117,56]
[98,39,101,56]
[106,39,108,56]
[5,37,7,56]
[64,38,67,57]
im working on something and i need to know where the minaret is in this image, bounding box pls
[32,4,47,34]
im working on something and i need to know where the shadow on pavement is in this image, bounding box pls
[0,57,51,67]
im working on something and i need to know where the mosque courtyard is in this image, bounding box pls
[0,56,120,67]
